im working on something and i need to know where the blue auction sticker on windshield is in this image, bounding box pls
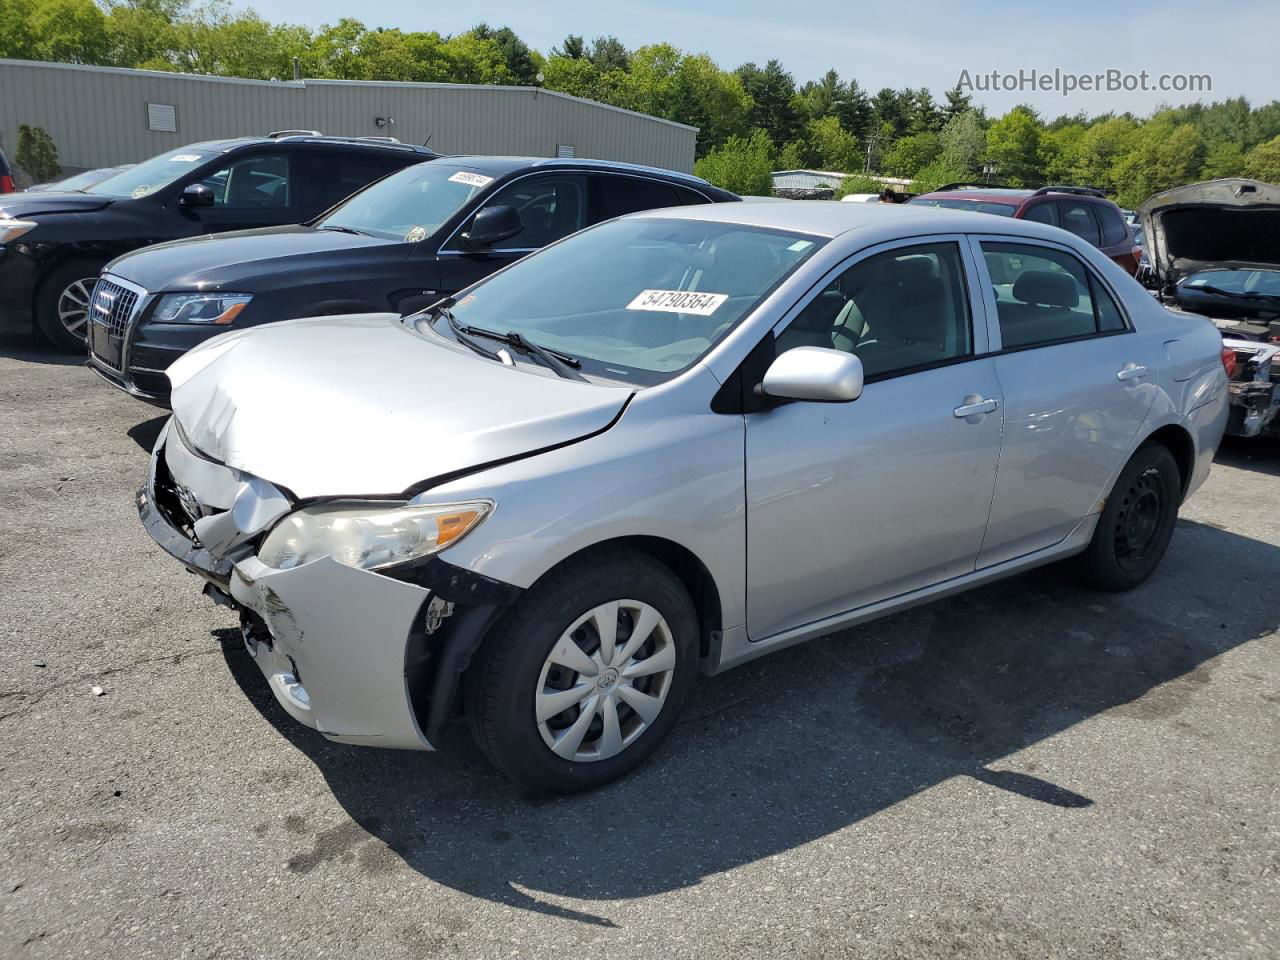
[626,289,728,316]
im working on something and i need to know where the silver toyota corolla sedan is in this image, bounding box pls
[139,201,1230,792]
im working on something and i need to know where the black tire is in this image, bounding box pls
[35,260,104,351]
[1076,443,1181,592]
[464,548,699,793]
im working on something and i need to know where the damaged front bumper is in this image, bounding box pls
[137,419,518,751]
[1223,339,1280,438]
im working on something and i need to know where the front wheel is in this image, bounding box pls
[1076,442,1181,592]
[464,549,699,793]
[36,261,105,350]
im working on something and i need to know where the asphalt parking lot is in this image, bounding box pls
[1,333,1278,960]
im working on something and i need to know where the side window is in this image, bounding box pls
[1097,204,1129,246]
[776,242,973,379]
[479,174,587,250]
[981,242,1126,349]
[1056,200,1100,245]
[592,175,682,221]
[1022,201,1058,227]
[673,185,713,206]
[298,150,407,213]
[200,152,291,209]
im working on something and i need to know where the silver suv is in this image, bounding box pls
[139,201,1230,792]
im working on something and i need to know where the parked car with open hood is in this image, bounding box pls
[0,133,437,349]
[89,156,736,404]
[1138,177,1280,437]
[909,183,1139,275]
[138,201,1228,792]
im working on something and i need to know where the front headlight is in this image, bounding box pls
[152,292,252,325]
[258,501,492,571]
[0,219,37,244]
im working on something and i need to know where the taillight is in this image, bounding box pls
[1221,346,1237,378]
[0,174,14,193]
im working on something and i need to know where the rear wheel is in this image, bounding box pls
[36,261,104,350]
[1077,443,1181,591]
[465,549,698,793]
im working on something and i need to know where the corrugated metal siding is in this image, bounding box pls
[0,60,697,173]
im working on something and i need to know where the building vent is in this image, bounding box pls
[556,144,575,158]
[147,102,177,133]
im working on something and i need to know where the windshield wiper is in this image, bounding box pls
[316,224,369,236]
[497,330,586,381]
[426,301,505,362]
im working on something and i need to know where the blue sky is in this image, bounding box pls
[232,0,1275,117]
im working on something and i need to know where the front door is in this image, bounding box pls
[436,173,587,296]
[184,150,300,234]
[745,239,1004,641]
[974,239,1156,567]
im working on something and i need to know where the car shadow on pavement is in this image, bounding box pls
[0,332,82,365]
[127,415,167,453]
[218,519,1279,926]
[1215,435,1280,476]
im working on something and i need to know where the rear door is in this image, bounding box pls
[435,172,587,296]
[974,237,1155,568]
[294,148,415,220]
[588,174,683,223]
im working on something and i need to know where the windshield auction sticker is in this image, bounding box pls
[626,289,729,316]
[448,171,495,188]
[169,154,202,162]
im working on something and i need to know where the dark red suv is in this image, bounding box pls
[909,183,1139,275]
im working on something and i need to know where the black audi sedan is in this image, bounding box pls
[0,133,437,349]
[87,156,738,404]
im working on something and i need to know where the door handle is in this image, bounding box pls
[953,396,999,419]
[1116,363,1148,382]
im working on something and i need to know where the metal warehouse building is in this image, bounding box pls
[0,59,698,174]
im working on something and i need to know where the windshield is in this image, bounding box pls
[422,217,823,384]
[909,197,1018,217]
[1179,269,1280,299]
[87,149,216,198]
[316,163,489,241]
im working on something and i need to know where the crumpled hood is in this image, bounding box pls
[167,314,633,500]
[1138,178,1280,287]
[0,191,114,217]
[108,224,399,291]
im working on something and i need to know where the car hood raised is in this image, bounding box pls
[1137,178,1280,287]
[0,191,113,217]
[108,224,400,290]
[166,314,633,500]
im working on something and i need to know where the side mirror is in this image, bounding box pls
[180,183,215,208]
[462,204,522,248]
[761,347,864,403]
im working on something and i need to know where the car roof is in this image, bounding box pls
[433,155,723,191]
[915,188,1034,203]
[183,136,438,158]
[624,198,1089,244]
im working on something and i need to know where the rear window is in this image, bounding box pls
[909,197,1018,217]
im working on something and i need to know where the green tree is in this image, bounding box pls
[15,123,60,182]
[938,109,985,176]
[1243,135,1280,183]
[1110,119,1205,207]
[909,160,970,194]
[735,59,802,146]
[550,34,585,59]
[588,35,629,72]
[941,84,972,124]
[693,128,773,195]
[984,106,1043,185]
[836,173,882,197]
[881,131,940,177]
[28,0,108,63]
[804,115,861,171]
[1200,141,1246,179]
[468,23,538,85]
